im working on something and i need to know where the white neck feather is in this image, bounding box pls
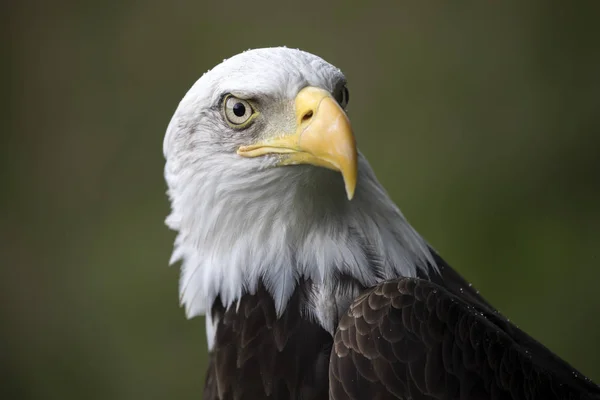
[165,152,436,324]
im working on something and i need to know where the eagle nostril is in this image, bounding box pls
[301,110,313,123]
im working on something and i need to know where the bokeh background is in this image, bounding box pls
[3,1,600,398]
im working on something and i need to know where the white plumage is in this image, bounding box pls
[163,47,436,344]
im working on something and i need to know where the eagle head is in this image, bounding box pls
[163,47,434,328]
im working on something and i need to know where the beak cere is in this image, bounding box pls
[237,87,358,200]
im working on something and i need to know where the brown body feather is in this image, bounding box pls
[204,252,600,400]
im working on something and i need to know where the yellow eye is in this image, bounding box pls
[224,96,254,126]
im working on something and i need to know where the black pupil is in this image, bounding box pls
[233,102,246,117]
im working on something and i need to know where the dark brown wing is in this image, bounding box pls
[330,277,600,400]
[203,281,332,400]
[426,249,599,394]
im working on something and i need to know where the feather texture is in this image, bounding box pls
[163,47,435,340]
[330,276,600,400]
[163,48,599,399]
[204,281,333,400]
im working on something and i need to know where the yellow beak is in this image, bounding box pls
[237,87,358,200]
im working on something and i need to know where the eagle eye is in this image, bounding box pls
[223,95,255,127]
[335,84,350,109]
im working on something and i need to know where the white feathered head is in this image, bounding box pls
[164,47,434,320]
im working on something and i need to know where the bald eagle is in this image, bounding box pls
[163,47,599,400]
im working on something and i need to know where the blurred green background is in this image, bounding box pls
[3,1,600,398]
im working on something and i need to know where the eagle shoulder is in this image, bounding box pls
[330,277,600,400]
